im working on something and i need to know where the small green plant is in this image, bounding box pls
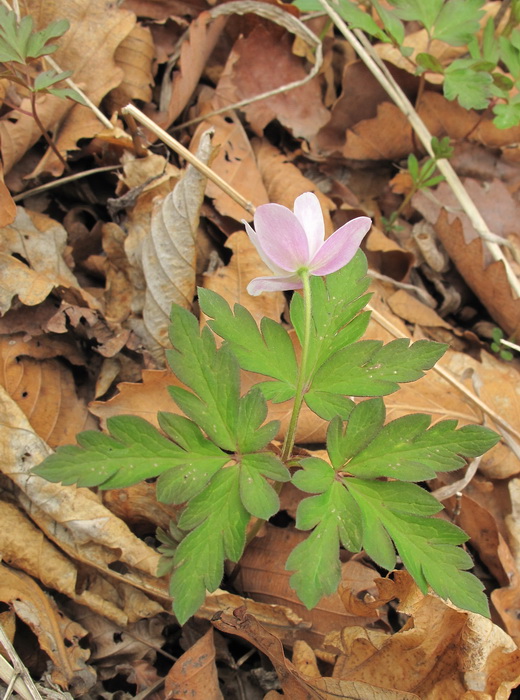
[383,136,453,232]
[490,327,516,361]
[293,0,520,129]
[0,6,85,168]
[34,193,499,624]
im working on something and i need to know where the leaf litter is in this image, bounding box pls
[1,0,520,697]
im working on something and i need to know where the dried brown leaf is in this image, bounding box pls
[107,23,154,111]
[165,628,223,700]
[212,606,418,699]
[191,112,269,222]
[214,24,329,141]
[0,561,95,693]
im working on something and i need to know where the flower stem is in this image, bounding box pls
[281,270,312,462]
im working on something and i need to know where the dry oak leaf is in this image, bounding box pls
[0,207,98,314]
[0,385,165,600]
[254,139,335,228]
[330,572,520,699]
[413,183,520,337]
[191,108,269,222]
[314,60,418,156]
[0,0,136,177]
[164,628,223,700]
[105,23,154,113]
[214,23,329,141]
[67,604,166,678]
[0,561,95,694]
[212,606,418,699]
[0,160,15,227]
[155,10,228,129]
[0,333,96,448]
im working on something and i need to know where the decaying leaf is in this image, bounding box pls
[0,561,95,693]
[140,130,213,356]
[165,628,223,700]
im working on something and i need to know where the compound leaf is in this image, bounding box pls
[330,399,500,481]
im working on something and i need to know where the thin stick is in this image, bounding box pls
[13,165,122,202]
[121,103,255,215]
[316,0,520,300]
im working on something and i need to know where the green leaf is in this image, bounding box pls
[407,153,420,181]
[420,175,445,189]
[444,61,493,110]
[311,338,447,397]
[167,303,241,450]
[304,391,355,421]
[328,399,499,480]
[326,399,385,470]
[33,414,225,489]
[389,0,484,46]
[291,250,372,374]
[172,467,250,623]
[431,0,484,46]
[493,98,520,130]
[346,478,489,616]
[26,18,69,58]
[389,0,444,31]
[198,288,298,401]
[431,136,453,160]
[33,69,71,92]
[291,457,335,493]
[372,0,405,45]
[235,387,279,453]
[287,481,363,607]
[239,452,290,519]
[500,33,520,79]
[416,52,444,74]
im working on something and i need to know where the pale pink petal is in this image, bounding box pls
[243,220,289,275]
[293,192,325,259]
[247,274,303,296]
[309,216,372,276]
[254,204,310,271]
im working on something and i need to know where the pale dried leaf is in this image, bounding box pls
[141,131,213,353]
[0,562,95,693]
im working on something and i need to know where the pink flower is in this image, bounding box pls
[244,192,372,296]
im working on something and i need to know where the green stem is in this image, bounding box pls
[281,270,312,462]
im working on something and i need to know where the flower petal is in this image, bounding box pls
[309,216,372,276]
[243,220,289,275]
[293,192,325,259]
[254,204,310,271]
[247,274,303,296]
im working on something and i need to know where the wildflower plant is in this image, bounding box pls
[35,192,499,623]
